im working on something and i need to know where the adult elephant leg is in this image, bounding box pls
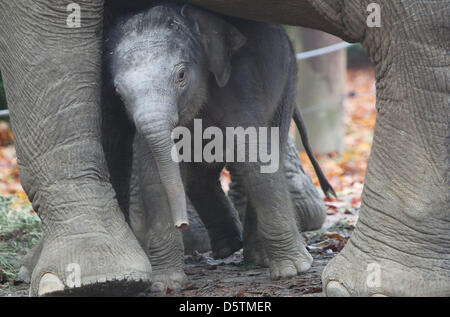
[322,3,450,297]
[129,134,186,291]
[0,1,151,296]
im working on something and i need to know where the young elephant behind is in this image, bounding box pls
[107,3,333,287]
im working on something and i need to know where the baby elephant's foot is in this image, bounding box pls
[150,269,187,293]
[211,234,243,259]
[244,246,270,267]
[270,258,312,280]
[243,234,269,267]
[269,244,313,280]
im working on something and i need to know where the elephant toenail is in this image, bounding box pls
[38,273,65,296]
[298,261,311,272]
[371,294,387,297]
[326,281,350,297]
[270,268,281,280]
[280,266,297,277]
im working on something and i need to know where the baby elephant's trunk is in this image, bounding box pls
[141,122,189,229]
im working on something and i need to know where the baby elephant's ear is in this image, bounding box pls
[181,5,247,87]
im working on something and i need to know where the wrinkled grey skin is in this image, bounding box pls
[14,1,327,292]
[182,199,211,255]
[228,136,326,265]
[110,3,314,282]
[1,0,448,296]
[229,136,326,233]
[17,147,324,286]
[183,136,327,255]
[17,135,326,285]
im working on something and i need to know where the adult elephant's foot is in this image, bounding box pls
[322,201,450,296]
[29,184,152,296]
[149,269,187,293]
[322,228,450,297]
[323,238,450,296]
[31,232,152,296]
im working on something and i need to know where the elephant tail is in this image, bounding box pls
[293,107,337,199]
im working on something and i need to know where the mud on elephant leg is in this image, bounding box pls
[229,136,327,232]
[129,135,187,292]
[0,1,151,296]
[183,163,243,259]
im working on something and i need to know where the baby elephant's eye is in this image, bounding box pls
[175,67,188,86]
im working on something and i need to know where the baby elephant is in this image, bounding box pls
[108,3,333,288]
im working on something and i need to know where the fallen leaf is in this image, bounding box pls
[234,289,246,297]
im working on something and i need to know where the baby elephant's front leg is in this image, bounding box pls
[129,135,186,292]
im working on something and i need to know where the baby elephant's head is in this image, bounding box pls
[111,4,246,228]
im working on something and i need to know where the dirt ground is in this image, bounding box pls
[0,252,331,298]
[166,247,333,297]
[0,219,354,297]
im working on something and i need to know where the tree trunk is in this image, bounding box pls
[289,28,346,154]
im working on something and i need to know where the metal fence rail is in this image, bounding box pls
[0,42,355,118]
[296,42,353,60]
